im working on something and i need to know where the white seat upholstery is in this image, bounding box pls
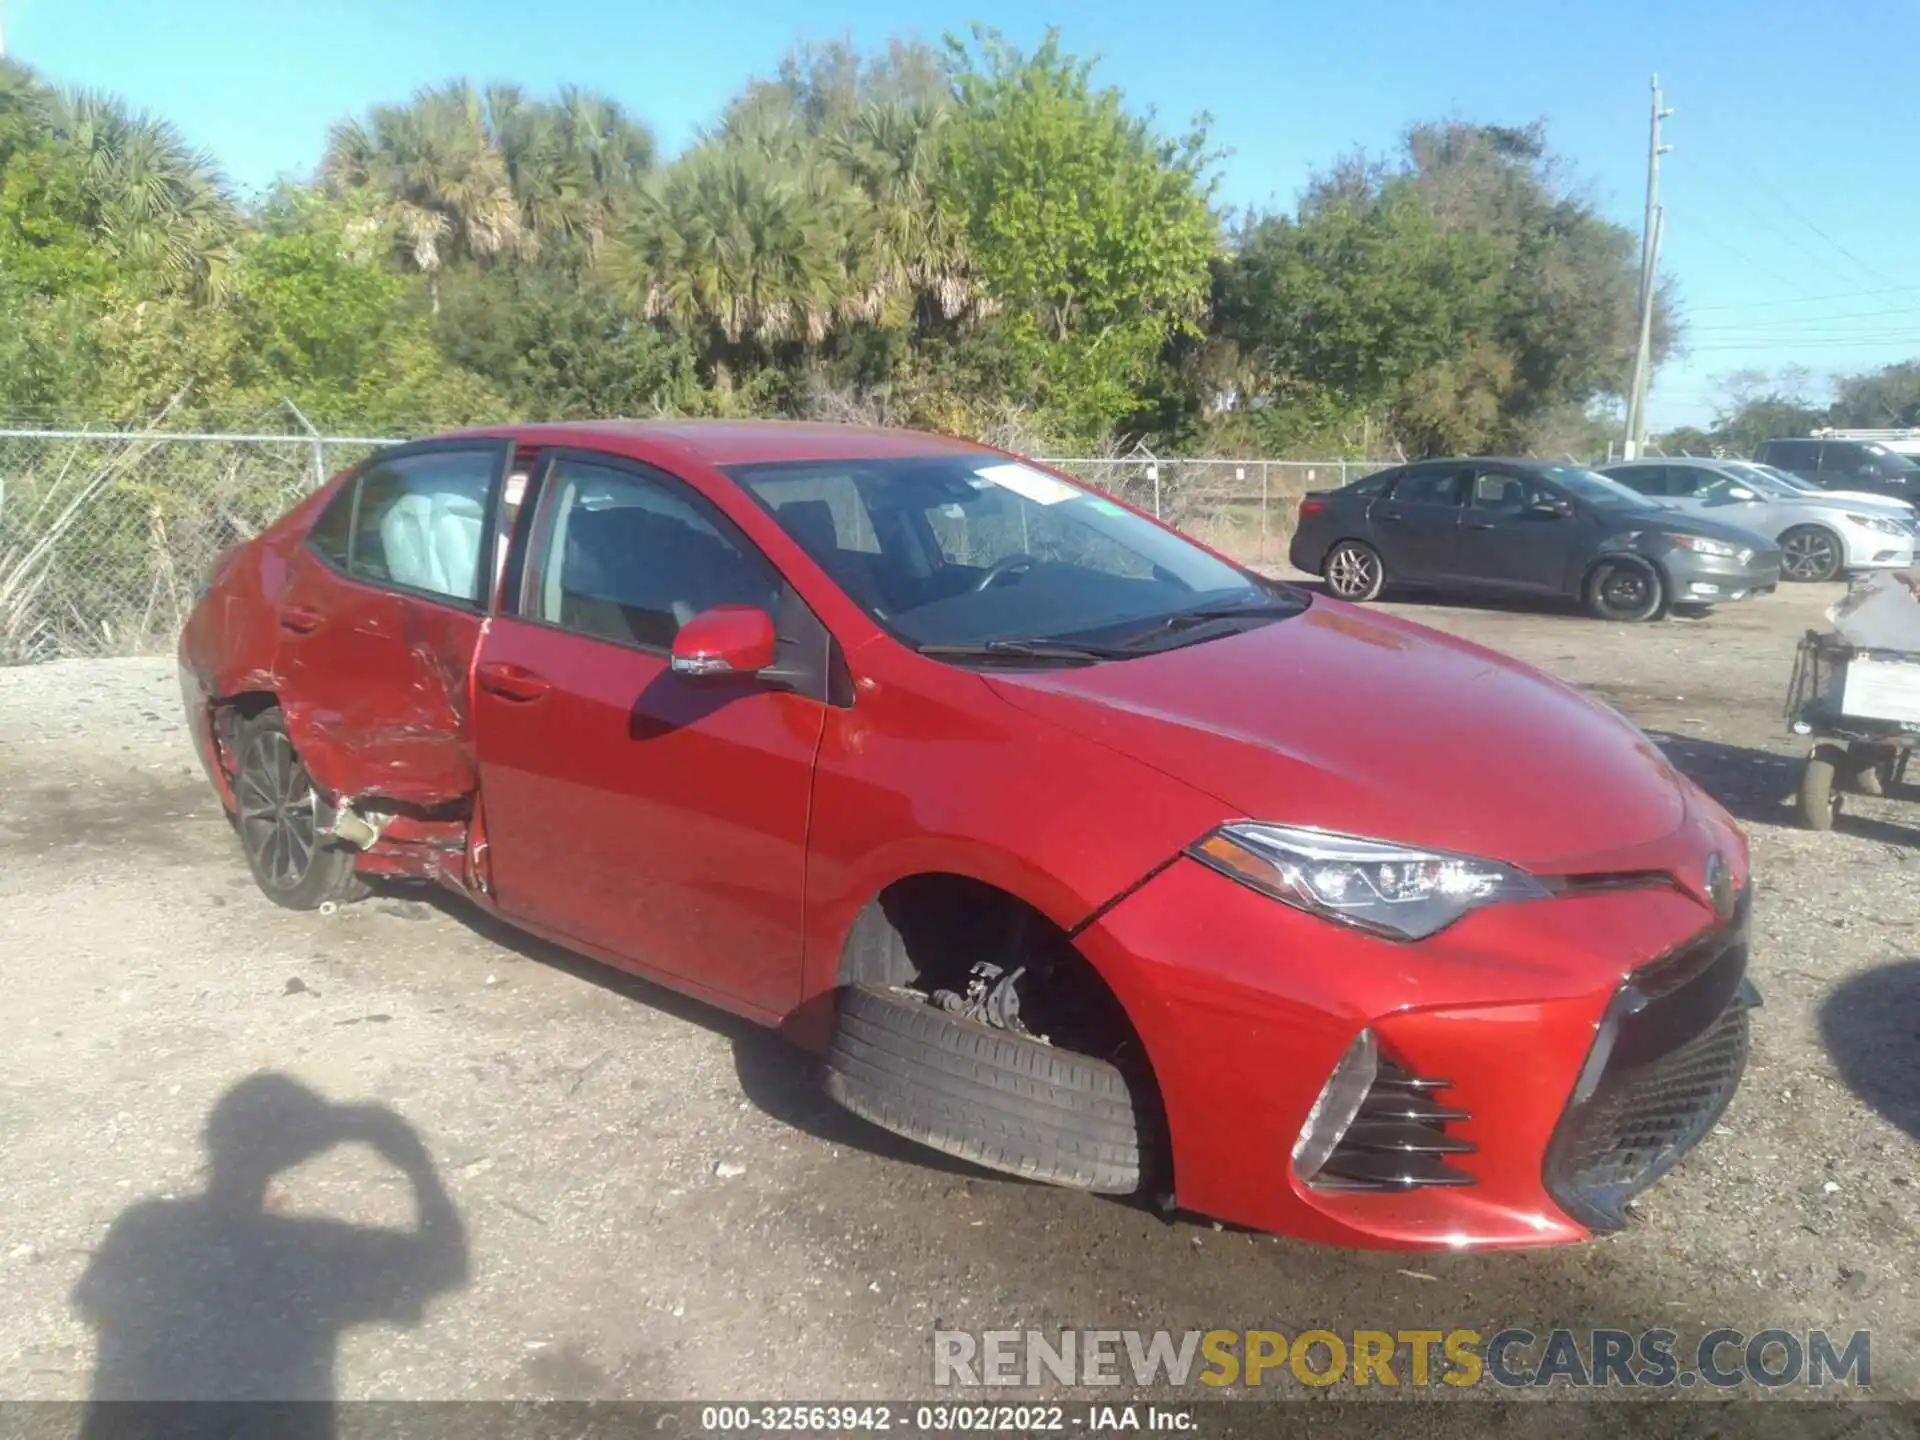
[429,494,485,601]
[380,493,442,593]
[378,490,484,600]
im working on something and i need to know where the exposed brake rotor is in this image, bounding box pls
[929,962,1048,1043]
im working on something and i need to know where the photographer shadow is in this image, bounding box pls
[73,1073,469,1439]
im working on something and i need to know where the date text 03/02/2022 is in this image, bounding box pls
[696,1404,1188,1432]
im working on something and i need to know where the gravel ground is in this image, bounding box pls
[1,580,1916,1411]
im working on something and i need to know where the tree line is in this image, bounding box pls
[1665,363,1920,457]
[0,29,1813,457]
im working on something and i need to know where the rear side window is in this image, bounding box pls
[345,451,499,605]
[1347,471,1396,498]
[307,482,354,567]
[1390,467,1467,507]
[535,458,781,651]
[1764,440,1817,467]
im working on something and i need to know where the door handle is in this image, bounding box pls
[476,660,553,703]
[279,605,325,635]
[1375,509,1403,523]
[1466,520,1497,530]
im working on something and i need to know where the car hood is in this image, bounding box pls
[986,601,1689,873]
[1794,490,1915,516]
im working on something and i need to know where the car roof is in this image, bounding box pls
[1387,457,1576,473]
[437,418,991,467]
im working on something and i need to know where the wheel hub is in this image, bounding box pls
[239,731,318,890]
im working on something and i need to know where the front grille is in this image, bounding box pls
[1313,1062,1476,1191]
[1545,898,1759,1231]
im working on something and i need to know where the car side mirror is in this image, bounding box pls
[1726,487,1756,501]
[670,605,777,678]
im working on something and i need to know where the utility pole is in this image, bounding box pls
[1623,74,1673,459]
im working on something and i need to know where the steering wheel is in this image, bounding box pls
[973,553,1038,593]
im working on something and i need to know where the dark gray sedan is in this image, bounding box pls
[1288,458,1783,621]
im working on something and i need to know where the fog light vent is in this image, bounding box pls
[1292,1029,1377,1183]
[1308,1058,1477,1191]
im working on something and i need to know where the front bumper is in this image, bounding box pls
[1662,548,1782,604]
[1838,525,1916,570]
[1075,815,1755,1249]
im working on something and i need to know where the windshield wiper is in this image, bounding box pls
[917,639,1135,665]
[1121,597,1306,648]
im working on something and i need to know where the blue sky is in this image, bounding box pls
[9,0,1920,433]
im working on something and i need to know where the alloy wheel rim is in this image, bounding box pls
[1782,533,1836,580]
[238,731,318,891]
[1328,547,1378,598]
[1603,569,1649,611]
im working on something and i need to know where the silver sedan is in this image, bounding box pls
[1601,458,1917,582]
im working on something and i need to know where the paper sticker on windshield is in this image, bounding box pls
[974,462,1082,506]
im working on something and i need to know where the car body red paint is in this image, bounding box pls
[179,420,1755,1249]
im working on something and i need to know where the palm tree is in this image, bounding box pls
[489,85,654,261]
[612,129,857,360]
[323,81,526,309]
[829,98,978,325]
[0,58,49,164]
[41,89,238,297]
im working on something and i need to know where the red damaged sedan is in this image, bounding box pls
[179,421,1758,1250]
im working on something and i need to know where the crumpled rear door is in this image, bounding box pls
[273,438,514,810]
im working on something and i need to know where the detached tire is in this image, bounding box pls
[233,709,370,910]
[1585,557,1667,622]
[822,984,1146,1195]
[1798,743,1844,831]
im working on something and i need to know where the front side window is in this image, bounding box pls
[1468,470,1544,513]
[1605,465,1666,497]
[536,458,779,650]
[1538,465,1654,513]
[1821,445,1871,476]
[730,455,1296,651]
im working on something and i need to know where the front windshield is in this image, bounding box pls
[1753,463,1822,494]
[1538,465,1657,512]
[729,454,1295,652]
[1718,461,1795,496]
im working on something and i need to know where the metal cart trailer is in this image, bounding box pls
[1786,629,1920,829]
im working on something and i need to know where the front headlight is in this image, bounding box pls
[1846,513,1908,536]
[1188,823,1552,941]
[1670,534,1739,558]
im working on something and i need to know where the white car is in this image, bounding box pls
[1602,458,1916,583]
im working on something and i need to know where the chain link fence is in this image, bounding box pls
[0,430,1394,664]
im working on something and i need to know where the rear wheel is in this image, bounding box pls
[1779,525,1843,583]
[1323,540,1386,602]
[234,710,368,910]
[1584,558,1666,622]
[1798,743,1844,831]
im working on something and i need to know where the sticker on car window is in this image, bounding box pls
[974,463,1081,506]
[1085,498,1127,517]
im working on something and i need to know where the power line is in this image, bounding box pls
[1683,283,1920,315]
[1683,118,1907,295]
